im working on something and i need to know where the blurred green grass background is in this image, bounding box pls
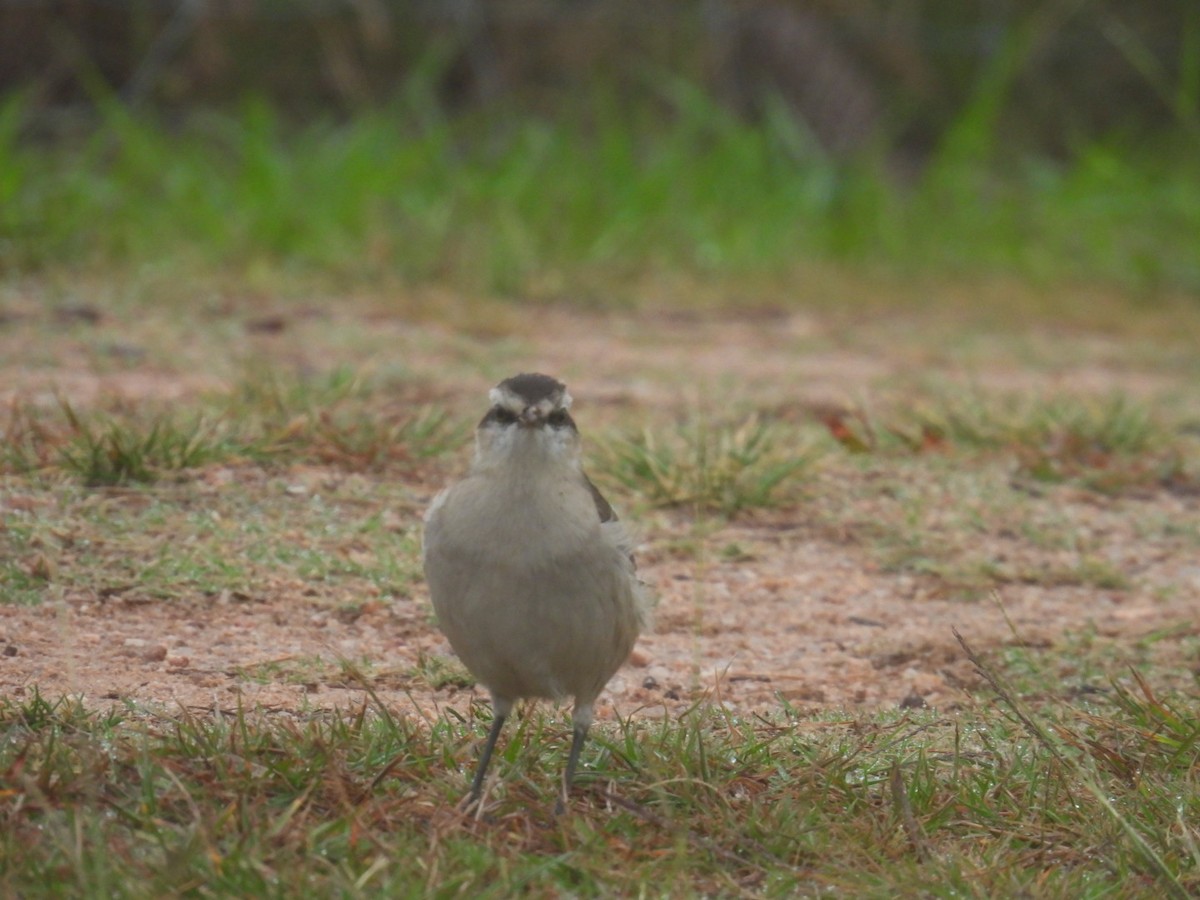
[4,83,1197,298]
[3,2,1198,303]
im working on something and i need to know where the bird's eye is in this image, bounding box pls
[490,406,518,425]
[547,409,571,428]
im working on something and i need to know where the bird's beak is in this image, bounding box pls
[518,408,543,427]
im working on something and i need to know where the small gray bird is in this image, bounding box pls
[422,373,648,811]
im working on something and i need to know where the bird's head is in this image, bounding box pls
[474,373,580,469]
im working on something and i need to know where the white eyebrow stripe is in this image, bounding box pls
[488,384,572,412]
[488,386,520,410]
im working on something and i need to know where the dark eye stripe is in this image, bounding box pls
[547,410,574,429]
[481,406,518,427]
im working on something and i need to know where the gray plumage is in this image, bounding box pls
[422,373,648,811]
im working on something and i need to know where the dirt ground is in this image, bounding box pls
[2,298,1199,724]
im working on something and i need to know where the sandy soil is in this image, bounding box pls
[2,303,1198,723]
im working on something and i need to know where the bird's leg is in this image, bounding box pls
[468,710,507,804]
[556,720,590,815]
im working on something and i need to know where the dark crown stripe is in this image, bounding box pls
[498,373,566,405]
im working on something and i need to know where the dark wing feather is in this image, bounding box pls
[583,473,617,523]
[583,473,640,571]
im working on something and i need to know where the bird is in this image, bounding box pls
[422,372,648,812]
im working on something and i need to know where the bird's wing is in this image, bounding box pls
[582,473,617,523]
[583,472,644,579]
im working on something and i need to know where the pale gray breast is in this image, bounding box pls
[423,470,643,702]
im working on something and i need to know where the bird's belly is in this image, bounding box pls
[425,522,637,704]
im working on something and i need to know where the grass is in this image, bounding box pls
[805,451,1193,599]
[56,402,229,486]
[2,303,1199,894]
[0,651,1197,897]
[0,368,465,485]
[0,464,426,607]
[2,82,1199,298]
[820,390,1193,495]
[2,70,1199,887]
[3,370,1196,606]
[595,413,821,515]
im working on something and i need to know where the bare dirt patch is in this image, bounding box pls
[2,298,1199,723]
